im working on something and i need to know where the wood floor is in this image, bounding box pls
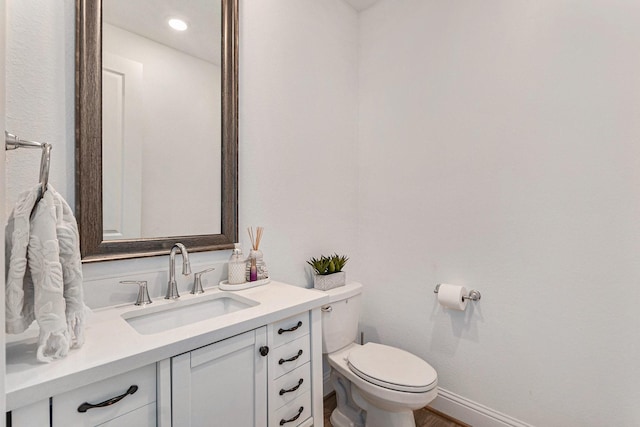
[323,393,469,427]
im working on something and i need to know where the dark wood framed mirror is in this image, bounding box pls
[75,0,238,262]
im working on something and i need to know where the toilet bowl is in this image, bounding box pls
[320,282,438,427]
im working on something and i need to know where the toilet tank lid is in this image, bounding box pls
[323,282,362,303]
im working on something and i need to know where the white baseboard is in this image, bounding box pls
[430,388,534,427]
[322,374,532,427]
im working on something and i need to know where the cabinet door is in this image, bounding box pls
[172,327,267,427]
[10,399,49,427]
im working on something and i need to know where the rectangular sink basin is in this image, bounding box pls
[122,293,259,335]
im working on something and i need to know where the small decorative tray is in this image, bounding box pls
[219,278,270,291]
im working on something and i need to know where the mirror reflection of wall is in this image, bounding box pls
[102,0,222,240]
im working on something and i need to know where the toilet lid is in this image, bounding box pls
[347,343,437,393]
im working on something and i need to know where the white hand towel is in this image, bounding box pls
[5,185,86,362]
[5,186,39,334]
[50,186,85,348]
[29,189,70,361]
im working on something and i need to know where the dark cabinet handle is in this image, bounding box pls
[259,346,269,356]
[278,321,302,335]
[279,378,304,395]
[77,385,138,413]
[280,406,304,425]
[279,349,303,365]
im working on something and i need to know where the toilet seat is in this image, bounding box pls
[347,343,437,393]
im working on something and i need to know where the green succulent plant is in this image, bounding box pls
[307,254,349,275]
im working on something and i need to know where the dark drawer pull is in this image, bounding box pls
[279,349,303,365]
[278,321,303,335]
[77,385,138,413]
[280,406,304,425]
[279,378,304,395]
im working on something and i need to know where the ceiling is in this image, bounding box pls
[103,0,221,65]
[343,0,381,11]
[102,0,380,65]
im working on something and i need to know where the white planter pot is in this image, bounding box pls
[313,271,346,291]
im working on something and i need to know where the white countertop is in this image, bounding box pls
[6,281,329,411]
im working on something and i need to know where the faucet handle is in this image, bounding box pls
[120,280,152,306]
[192,267,216,294]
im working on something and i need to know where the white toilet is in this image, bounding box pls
[320,282,438,427]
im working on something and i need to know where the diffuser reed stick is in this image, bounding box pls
[248,226,264,250]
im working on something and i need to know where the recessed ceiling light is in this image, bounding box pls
[168,18,188,31]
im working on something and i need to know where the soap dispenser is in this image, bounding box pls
[228,243,246,285]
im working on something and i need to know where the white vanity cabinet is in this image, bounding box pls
[6,283,327,427]
[167,309,322,427]
[170,327,268,427]
[51,364,157,427]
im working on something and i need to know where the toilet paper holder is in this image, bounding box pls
[433,284,482,302]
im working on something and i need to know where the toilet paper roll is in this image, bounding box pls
[437,284,468,311]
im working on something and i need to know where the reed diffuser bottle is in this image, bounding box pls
[246,226,269,281]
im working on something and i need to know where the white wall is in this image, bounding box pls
[5,0,75,212]
[358,1,640,425]
[239,0,359,286]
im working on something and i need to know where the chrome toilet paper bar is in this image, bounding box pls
[433,284,482,301]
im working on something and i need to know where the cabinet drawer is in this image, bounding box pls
[52,364,156,427]
[272,363,311,410]
[271,312,309,348]
[97,402,156,427]
[272,391,311,427]
[271,334,310,378]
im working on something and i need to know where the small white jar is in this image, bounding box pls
[228,243,247,285]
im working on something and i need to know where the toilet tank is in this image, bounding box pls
[320,282,363,354]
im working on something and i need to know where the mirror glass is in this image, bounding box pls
[102,0,221,240]
[76,0,238,261]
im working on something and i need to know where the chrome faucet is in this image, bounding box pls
[166,243,192,299]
